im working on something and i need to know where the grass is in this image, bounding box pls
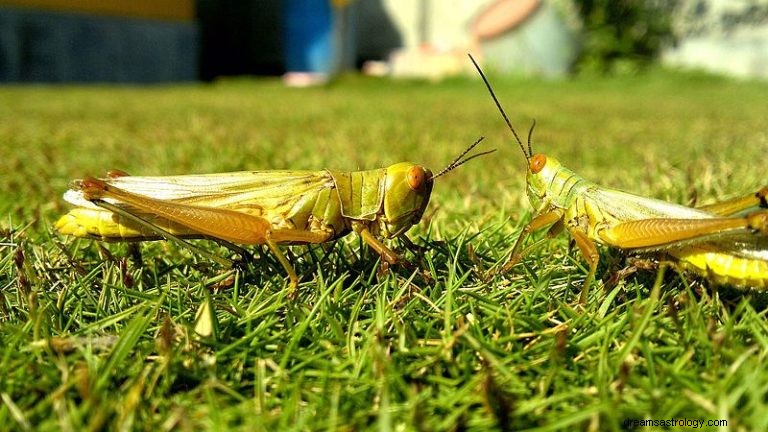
[1,69,768,431]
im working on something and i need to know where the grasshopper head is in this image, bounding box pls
[380,162,434,237]
[526,153,561,211]
[377,137,492,238]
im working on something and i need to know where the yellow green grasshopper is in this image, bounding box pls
[469,55,768,302]
[56,138,493,291]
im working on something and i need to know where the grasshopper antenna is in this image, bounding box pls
[527,118,536,157]
[431,136,496,180]
[467,54,529,162]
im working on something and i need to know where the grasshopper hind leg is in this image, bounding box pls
[90,199,235,267]
[696,186,768,216]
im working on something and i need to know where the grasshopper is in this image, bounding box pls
[56,138,493,291]
[469,55,768,302]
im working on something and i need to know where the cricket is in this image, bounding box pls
[469,54,768,302]
[55,138,494,291]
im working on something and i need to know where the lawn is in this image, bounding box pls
[1,70,767,431]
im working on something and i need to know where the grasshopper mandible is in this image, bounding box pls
[56,138,494,291]
[469,55,768,302]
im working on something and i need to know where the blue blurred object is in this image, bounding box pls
[283,0,356,78]
[283,0,333,74]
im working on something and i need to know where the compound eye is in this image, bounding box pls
[530,154,547,174]
[407,166,427,190]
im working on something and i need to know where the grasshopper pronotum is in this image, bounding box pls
[56,138,493,291]
[469,54,768,301]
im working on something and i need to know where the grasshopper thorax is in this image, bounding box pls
[526,154,566,211]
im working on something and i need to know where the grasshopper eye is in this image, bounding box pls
[530,154,547,174]
[407,166,427,190]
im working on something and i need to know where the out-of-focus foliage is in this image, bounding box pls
[573,0,678,74]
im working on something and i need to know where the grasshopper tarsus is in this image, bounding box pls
[499,255,522,275]
[603,265,638,291]
[757,186,768,209]
[377,260,392,280]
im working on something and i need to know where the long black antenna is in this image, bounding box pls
[527,118,536,158]
[467,54,529,161]
[430,136,496,180]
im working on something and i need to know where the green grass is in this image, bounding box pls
[2,70,768,431]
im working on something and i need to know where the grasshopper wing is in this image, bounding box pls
[65,170,334,215]
[59,170,336,240]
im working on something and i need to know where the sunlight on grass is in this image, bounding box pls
[1,71,768,430]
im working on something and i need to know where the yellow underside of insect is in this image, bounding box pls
[56,207,206,240]
[671,248,768,289]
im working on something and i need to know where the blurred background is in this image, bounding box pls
[1,0,768,84]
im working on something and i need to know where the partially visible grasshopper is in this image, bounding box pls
[469,55,768,302]
[56,138,494,291]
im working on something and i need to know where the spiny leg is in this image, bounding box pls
[599,211,768,249]
[396,234,430,274]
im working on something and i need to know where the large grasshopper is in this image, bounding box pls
[469,55,768,302]
[56,138,493,291]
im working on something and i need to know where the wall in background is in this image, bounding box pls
[0,0,197,83]
[663,0,768,79]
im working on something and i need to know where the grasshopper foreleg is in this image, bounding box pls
[358,227,400,266]
[498,209,565,273]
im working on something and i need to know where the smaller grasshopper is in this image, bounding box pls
[469,54,768,302]
[56,138,494,292]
